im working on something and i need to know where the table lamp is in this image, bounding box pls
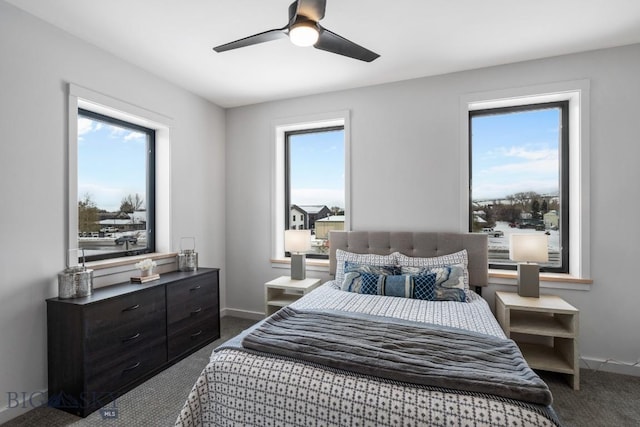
[284,229,311,280]
[509,234,549,297]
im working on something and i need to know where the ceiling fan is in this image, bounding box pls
[213,0,380,62]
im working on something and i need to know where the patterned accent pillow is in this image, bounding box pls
[334,249,398,283]
[342,272,437,300]
[394,250,469,290]
[344,261,400,277]
[401,264,467,302]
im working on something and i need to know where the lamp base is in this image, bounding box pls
[517,263,540,298]
[291,253,306,280]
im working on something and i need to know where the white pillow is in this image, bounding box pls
[334,249,397,283]
[394,250,469,289]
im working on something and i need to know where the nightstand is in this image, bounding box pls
[495,291,580,390]
[265,276,322,316]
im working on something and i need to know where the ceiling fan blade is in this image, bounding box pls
[314,27,380,62]
[214,28,287,53]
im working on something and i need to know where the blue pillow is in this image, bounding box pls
[341,272,437,300]
[400,265,467,302]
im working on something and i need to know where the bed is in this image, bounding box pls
[176,231,560,427]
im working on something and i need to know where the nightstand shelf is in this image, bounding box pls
[495,291,580,390]
[518,342,575,374]
[267,293,302,308]
[265,276,322,316]
[510,311,575,338]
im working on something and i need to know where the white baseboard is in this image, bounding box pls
[221,307,265,321]
[0,389,48,424]
[580,357,640,377]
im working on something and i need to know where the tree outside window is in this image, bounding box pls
[469,102,569,272]
[77,109,155,261]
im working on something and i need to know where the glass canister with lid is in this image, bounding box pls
[58,249,93,299]
[177,237,198,272]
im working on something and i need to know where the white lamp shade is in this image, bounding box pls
[509,234,549,263]
[284,229,311,253]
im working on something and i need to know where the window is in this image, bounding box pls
[272,111,350,264]
[285,126,345,259]
[76,109,155,261]
[469,102,569,273]
[461,81,590,280]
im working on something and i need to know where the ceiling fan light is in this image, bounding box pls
[289,22,319,47]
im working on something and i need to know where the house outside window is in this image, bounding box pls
[285,127,345,259]
[77,109,155,261]
[469,101,569,273]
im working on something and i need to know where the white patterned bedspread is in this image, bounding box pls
[175,282,560,427]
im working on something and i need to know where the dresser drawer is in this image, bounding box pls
[84,286,166,356]
[86,337,166,396]
[85,316,166,370]
[167,315,219,360]
[166,272,219,359]
[167,273,218,329]
[167,274,217,309]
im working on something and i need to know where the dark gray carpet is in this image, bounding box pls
[3,316,639,426]
[2,316,258,427]
[541,370,640,427]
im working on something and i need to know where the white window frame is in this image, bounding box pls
[271,111,351,262]
[459,80,591,281]
[67,83,173,268]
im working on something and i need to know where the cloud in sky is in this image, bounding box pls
[473,178,559,201]
[291,188,345,209]
[78,117,144,143]
[77,118,103,140]
[79,182,133,212]
[78,115,147,211]
[474,144,559,200]
[483,150,558,175]
[289,129,345,205]
[124,131,145,141]
[471,105,562,201]
[503,145,557,161]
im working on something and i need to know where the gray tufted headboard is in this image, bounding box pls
[329,231,488,288]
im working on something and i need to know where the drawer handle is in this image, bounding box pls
[189,285,201,292]
[122,361,141,373]
[122,332,141,343]
[190,307,202,316]
[122,304,140,312]
[190,330,203,339]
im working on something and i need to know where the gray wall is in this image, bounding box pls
[226,44,640,374]
[2,0,640,421]
[0,2,226,421]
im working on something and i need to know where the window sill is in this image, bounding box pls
[271,258,329,273]
[269,261,593,289]
[489,269,592,291]
[86,252,177,270]
[85,252,178,289]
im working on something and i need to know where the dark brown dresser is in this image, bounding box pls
[46,268,219,417]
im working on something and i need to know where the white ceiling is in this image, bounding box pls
[6,0,640,108]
